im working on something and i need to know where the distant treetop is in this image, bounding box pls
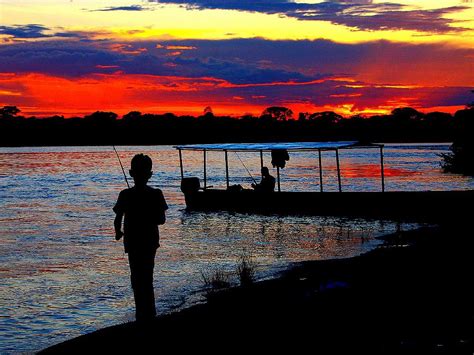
[0,106,21,118]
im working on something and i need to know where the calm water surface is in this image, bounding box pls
[0,144,473,352]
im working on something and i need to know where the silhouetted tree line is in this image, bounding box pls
[0,105,472,149]
[440,102,474,176]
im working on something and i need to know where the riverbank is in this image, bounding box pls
[40,223,473,354]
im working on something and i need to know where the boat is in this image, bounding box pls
[175,141,473,222]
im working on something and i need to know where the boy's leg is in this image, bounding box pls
[128,248,157,322]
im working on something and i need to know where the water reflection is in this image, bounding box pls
[0,144,473,352]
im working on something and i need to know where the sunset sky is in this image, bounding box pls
[0,0,473,117]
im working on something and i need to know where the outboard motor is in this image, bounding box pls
[181,177,200,194]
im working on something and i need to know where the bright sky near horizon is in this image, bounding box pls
[1,0,473,116]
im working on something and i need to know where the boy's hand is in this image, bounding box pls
[115,230,124,241]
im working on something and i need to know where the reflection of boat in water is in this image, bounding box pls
[175,142,473,221]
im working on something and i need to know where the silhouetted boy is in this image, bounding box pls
[251,167,276,192]
[113,154,168,322]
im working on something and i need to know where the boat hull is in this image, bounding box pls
[183,189,474,222]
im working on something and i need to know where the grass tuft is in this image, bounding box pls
[236,254,256,287]
[201,269,231,292]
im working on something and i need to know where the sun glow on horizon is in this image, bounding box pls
[0,72,468,118]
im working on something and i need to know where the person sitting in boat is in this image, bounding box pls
[252,167,276,192]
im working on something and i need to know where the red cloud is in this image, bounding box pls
[0,72,470,117]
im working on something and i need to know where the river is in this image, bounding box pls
[0,143,473,352]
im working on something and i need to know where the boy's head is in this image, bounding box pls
[261,166,270,176]
[130,154,153,186]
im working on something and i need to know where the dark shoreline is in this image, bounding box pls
[3,106,472,147]
[40,222,473,354]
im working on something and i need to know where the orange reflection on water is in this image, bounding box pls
[341,163,421,178]
[0,151,120,176]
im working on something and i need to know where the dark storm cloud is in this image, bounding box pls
[152,38,474,85]
[0,24,53,39]
[0,41,125,76]
[0,24,89,40]
[2,37,474,87]
[0,39,319,84]
[150,0,468,33]
[89,5,148,11]
[169,56,316,84]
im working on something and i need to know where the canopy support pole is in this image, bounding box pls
[178,149,184,180]
[203,149,207,189]
[224,150,229,189]
[277,166,281,192]
[318,149,323,192]
[260,150,264,170]
[380,146,385,192]
[336,148,342,192]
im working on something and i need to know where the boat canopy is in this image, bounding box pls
[175,141,386,192]
[175,141,382,152]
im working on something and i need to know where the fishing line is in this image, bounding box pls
[113,146,130,188]
[234,152,257,184]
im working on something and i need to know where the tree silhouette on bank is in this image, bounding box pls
[440,106,474,176]
[0,105,471,149]
[0,105,21,118]
[261,106,293,121]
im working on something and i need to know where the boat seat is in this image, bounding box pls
[181,177,200,194]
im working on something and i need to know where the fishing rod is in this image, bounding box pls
[234,152,257,184]
[113,146,130,188]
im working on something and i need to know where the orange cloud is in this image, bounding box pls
[156,44,197,50]
[109,43,147,55]
[165,45,197,50]
[0,89,22,96]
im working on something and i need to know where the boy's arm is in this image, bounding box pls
[156,190,168,225]
[113,190,126,241]
[157,210,166,225]
[114,212,124,240]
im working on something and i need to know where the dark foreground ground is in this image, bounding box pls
[41,222,473,354]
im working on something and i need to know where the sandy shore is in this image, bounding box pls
[40,222,473,354]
